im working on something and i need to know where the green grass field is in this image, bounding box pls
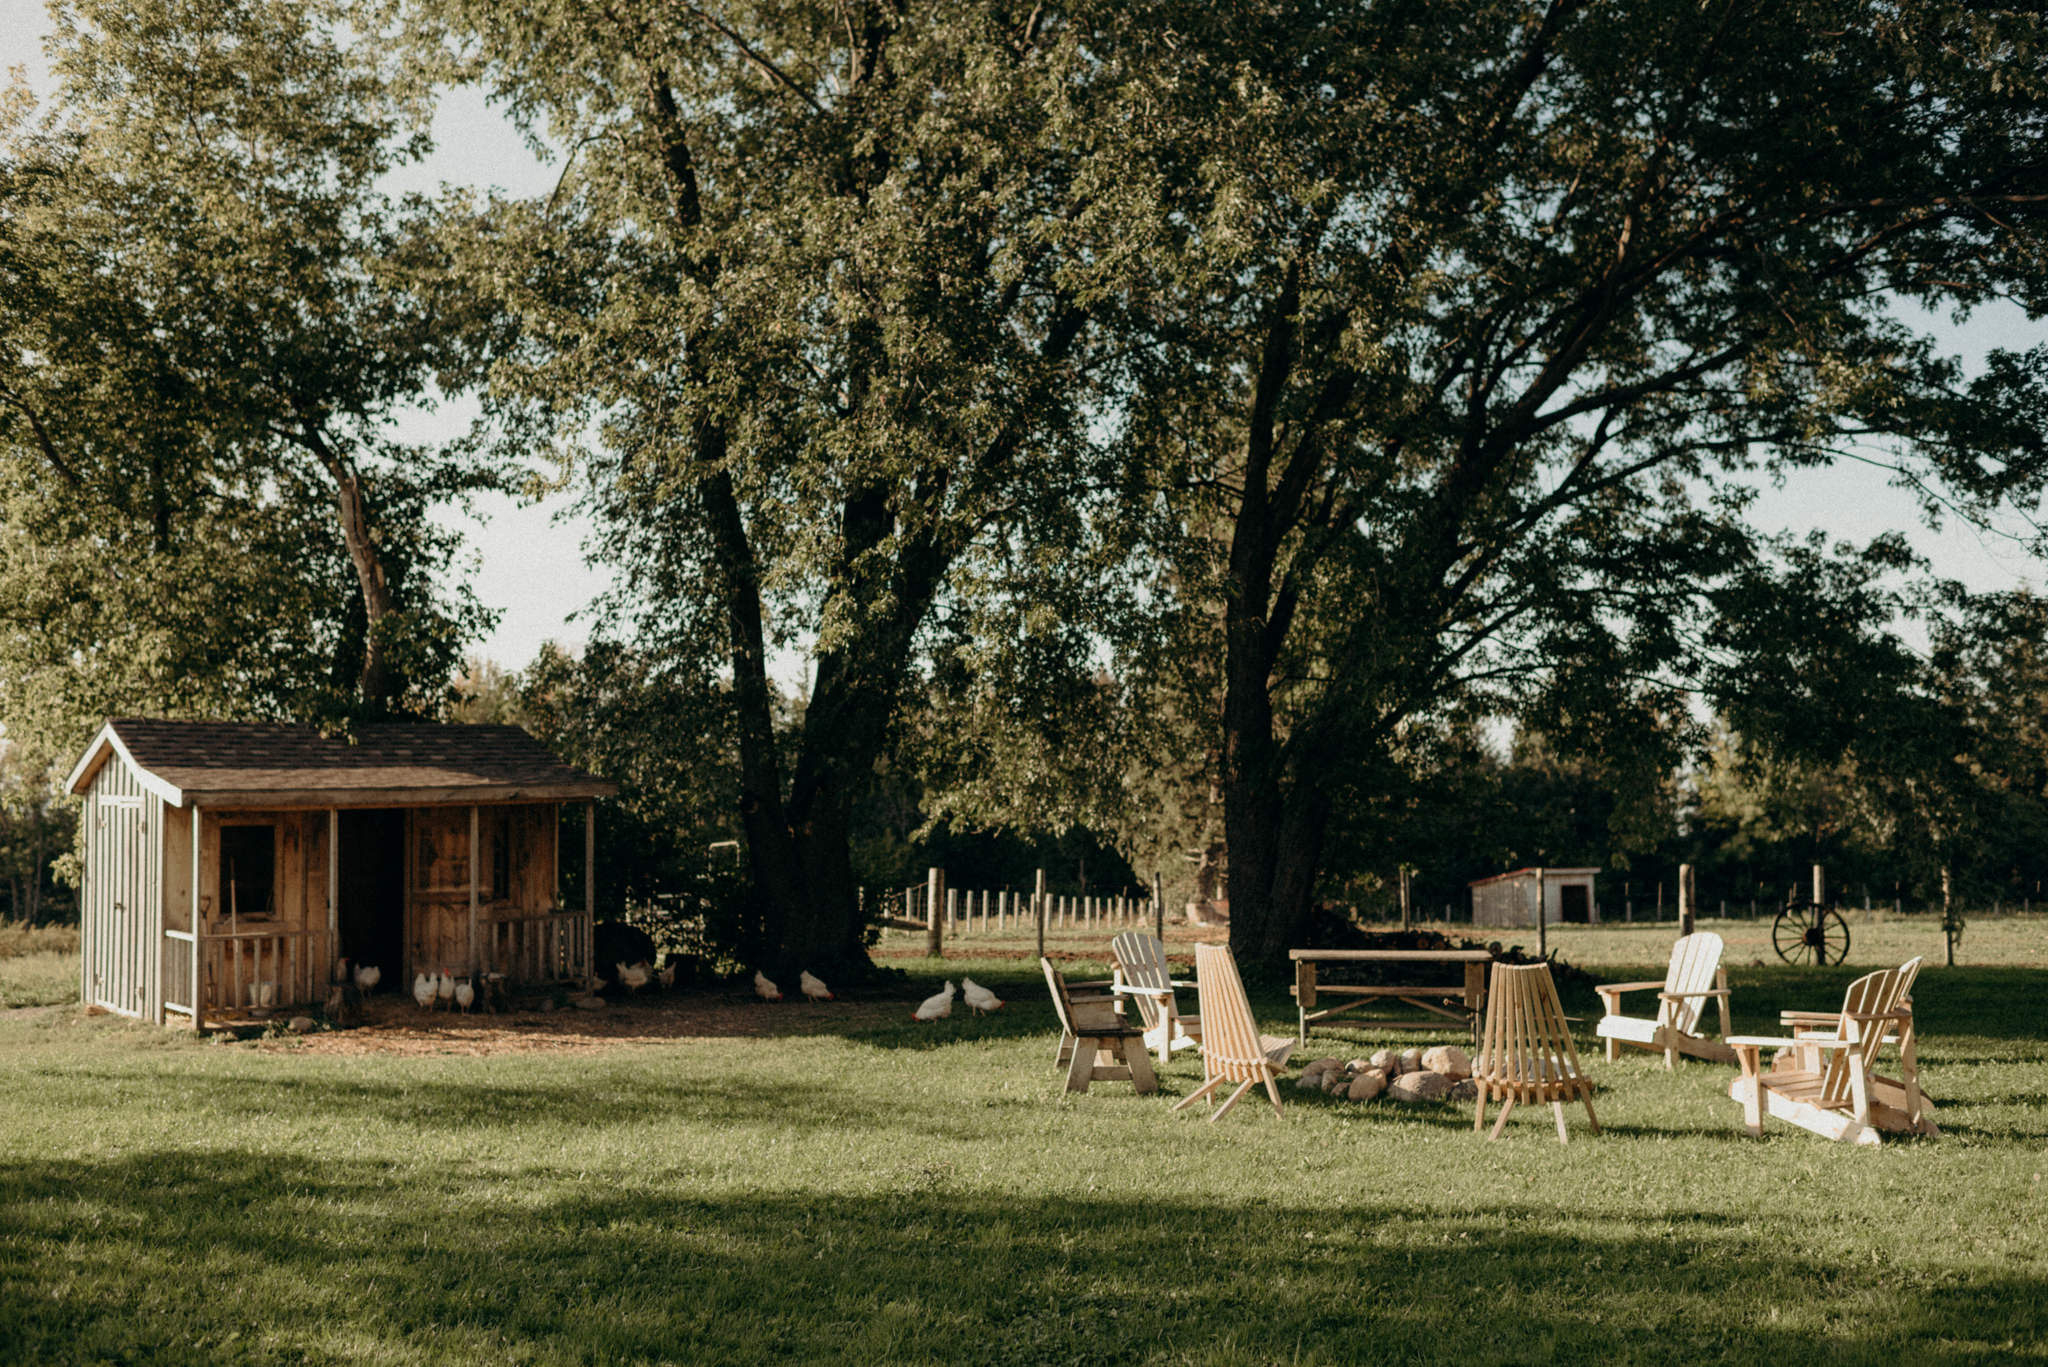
[2,920,2044,1365]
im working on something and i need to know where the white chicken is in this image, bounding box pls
[799,970,833,1003]
[435,970,456,1011]
[753,969,783,1002]
[960,976,1004,1016]
[454,977,476,1013]
[412,971,435,1010]
[912,980,956,1023]
[354,962,381,994]
[617,961,652,994]
[657,962,677,990]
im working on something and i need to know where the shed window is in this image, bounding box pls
[220,825,276,919]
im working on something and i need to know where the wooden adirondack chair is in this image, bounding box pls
[1041,958,1157,1095]
[1727,957,1936,1147]
[1472,962,1600,1144]
[1110,931,1200,1065]
[1171,942,1295,1122]
[1594,931,1735,1067]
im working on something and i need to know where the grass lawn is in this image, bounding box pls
[2,922,2044,1365]
[0,923,78,1009]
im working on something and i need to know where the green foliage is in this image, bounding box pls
[1066,0,2048,962]
[0,0,499,763]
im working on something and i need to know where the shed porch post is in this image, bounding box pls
[584,802,595,982]
[468,805,480,976]
[190,805,203,1034]
[327,808,338,974]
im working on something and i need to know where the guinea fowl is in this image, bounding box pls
[354,962,381,994]
[753,970,783,1002]
[799,970,833,1003]
[960,977,1004,1015]
[912,981,956,1023]
[412,972,435,1010]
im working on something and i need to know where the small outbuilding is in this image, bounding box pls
[65,719,616,1029]
[1468,866,1602,928]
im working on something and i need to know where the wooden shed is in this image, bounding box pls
[65,719,616,1029]
[1469,866,1602,928]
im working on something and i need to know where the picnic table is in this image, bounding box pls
[1289,948,1496,1046]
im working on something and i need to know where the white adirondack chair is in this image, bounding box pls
[1594,931,1735,1067]
[1727,957,1936,1147]
[1110,931,1200,1065]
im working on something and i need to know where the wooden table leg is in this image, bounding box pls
[1465,961,1486,1046]
[1296,959,1316,1046]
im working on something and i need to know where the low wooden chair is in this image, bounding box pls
[1594,931,1735,1068]
[1473,962,1600,1144]
[1110,931,1200,1065]
[1726,957,1936,1147]
[1172,942,1294,1122]
[1041,958,1157,1095]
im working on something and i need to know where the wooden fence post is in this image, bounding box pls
[1679,863,1696,936]
[1535,866,1547,959]
[1399,865,1413,931]
[1152,871,1164,940]
[1034,868,1047,957]
[926,866,944,958]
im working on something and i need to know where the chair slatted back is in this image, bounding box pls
[1477,962,1589,1100]
[1110,931,1175,1032]
[1818,957,1922,1106]
[1193,943,1266,1079]
[1662,932,1725,1036]
[1040,958,1085,1037]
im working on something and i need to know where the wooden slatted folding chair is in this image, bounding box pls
[1726,957,1936,1147]
[1172,942,1294,1122]
[1472,962,1600,1144]
[1594,931,1735,1067]
[1110,930,1200,1066]
[1041,958,1157,1095]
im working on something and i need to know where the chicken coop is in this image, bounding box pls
[65,719,616,1029]
[1468,866,1602,928]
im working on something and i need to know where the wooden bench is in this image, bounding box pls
[1289,948,1495,1046]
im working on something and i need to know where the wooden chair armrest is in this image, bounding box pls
[1596,981,1665,995]
[1779,1010,1842,1024]
[1725,1034,1800,1050]
[1110,984,1174,998]
[1658,988,1731,1000]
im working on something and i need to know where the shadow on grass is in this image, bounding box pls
[1,1147,2039,1366]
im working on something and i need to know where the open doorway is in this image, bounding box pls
[1559,883,1592,924]
[338,809,406,986]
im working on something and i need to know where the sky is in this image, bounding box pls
[5,7,2045,675]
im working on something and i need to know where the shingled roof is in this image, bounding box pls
[66,719,616,809]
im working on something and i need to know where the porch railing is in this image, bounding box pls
[483,908,591,985]
[200,927,325,1015]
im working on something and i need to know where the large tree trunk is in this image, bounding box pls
[301,429,398,713]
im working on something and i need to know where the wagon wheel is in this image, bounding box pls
[1772,905,1852,966]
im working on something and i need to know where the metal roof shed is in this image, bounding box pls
[65,719,616,1030]
[1468,866,1603,928]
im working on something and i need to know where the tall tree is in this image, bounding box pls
[0,0,496,757]
[414,2,1124,972]
[1110,0,2048,967]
